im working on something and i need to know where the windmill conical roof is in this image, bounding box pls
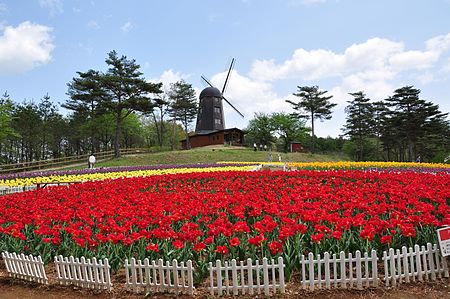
[200,87,222,99]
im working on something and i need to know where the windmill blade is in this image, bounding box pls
[201,75,215,88]
[223,95,244,118]
[221,58,235,94]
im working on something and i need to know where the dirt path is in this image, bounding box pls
[0,276,449,299]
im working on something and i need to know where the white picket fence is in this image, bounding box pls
[2,243,449,295]
[382,243,449,286]
[124,258,194,295]
[208,257,285,296]
[300,250,379,290]
[0,185,37,195]
[1,251,48,284]
[54,255,112,291]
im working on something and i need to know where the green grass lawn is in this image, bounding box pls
[93,145,347,168]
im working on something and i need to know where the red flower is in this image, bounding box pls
[146,243,158,252]
[380,235,392,244]
[331,230,342,240]
[229,237,240,247]
[193,242,206,252]
[311,233,324,243]
[248,234,266,246]
[172,240,184,249]
[269,241,283,254]
[215,245,229,254]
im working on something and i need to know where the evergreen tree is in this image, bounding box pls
[167,80,197,150]
[0,92,18,162]
[287,85,336,153]
[66,50,162,157]
[385,86,448,161]
[342,91,375,161]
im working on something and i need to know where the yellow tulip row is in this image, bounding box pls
[218,161,450,169]
[0,165,258,187]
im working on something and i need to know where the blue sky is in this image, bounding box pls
[1,0,450,137]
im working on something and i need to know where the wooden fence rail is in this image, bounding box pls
[124,258,194,295]
[54,255,112,291]
[208,257,285,296]
[382,243,449,286]
[300,250,379,290]
[0,148,152,174]
[2,252,48,284]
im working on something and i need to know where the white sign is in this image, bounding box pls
[437,226,450,257]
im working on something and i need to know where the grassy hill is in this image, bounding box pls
[93,145,347,168]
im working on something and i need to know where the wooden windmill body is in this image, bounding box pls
[181,58,245,149]
[195,58,244,134]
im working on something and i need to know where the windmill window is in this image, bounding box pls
[215,98,221,104]
[215,119,221,125]
[214,107,221,114]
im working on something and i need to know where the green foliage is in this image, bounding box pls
[287,85,337,153]
[342,91,376,161]
[244,112,275,146]
[382,86,449,162]
[167,80,198,149]
[245,112,309,152]
[66,50,162,157]
[0,92,18,147]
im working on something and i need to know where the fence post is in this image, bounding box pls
[278,256,285,293]
[262,258,269,295]
[340,251,346,289]
[415,245,423,281]
[402,246,410,283]
[187,260,194,296]
[356,251,362,289]
[308,252,315,290]
[231,259,238,295]
[427,243,436,280]
[216,260,222,296]
[300,254,306,289]
[247,258,254,295]
[209,262,214,295]
[372,250,378,287]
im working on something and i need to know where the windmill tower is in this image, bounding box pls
[195,58,244,133]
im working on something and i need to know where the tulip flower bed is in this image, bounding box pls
[0,163,257,187]
[0,168,448,282]
[221,160,450,171]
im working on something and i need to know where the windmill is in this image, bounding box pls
[195,58,244,133]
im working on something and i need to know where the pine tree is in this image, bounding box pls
[385,86,448,161]
[167,81,198,150]
[287,85,336,153]
[66,51,162,157]
[342,91,374,161]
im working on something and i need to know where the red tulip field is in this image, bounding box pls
[1,169,448,281]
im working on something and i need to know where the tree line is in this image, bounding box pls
[0,51,198,163]
[1,50,448,164]
[246,85,449,162]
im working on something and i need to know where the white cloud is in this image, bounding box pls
[150,69,192,93]
[249,35,450,85]
[288,0,327,6]
[250,38,406,81]
[155,32,450,136]
[120,22,133,33]
[87,20,100,30]
[0,21,54,74]
[443,57,450,73]
[209,70,292,127]
[39,0,63,16]
[0,3,7,13]
[415,73,434,85]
